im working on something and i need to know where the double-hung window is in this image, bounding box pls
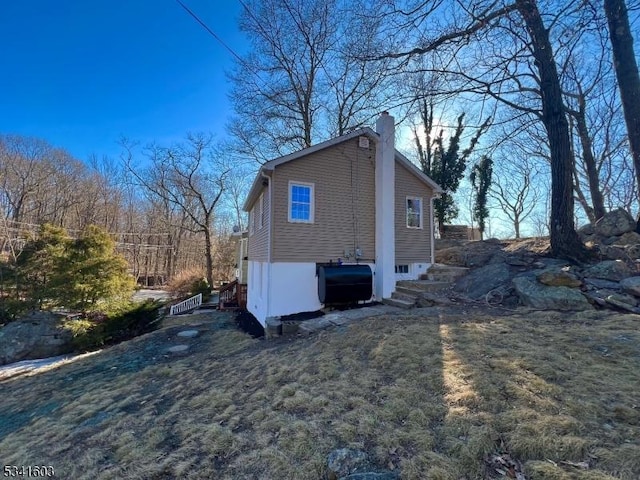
[406,197,423,229]
[289,182,314,223]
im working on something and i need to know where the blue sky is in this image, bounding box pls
[0,0,246,161]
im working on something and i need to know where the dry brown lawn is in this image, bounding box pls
[1,307,639,479]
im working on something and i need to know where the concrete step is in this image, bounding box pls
[391,290,418,303]
[424,273,464,283]
[421,265,469,282]
[395,286,424,297]
[397,280,452,292]
[382,297,415,309]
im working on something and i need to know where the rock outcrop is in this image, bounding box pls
[583,260,633,282]
[0,311,74,366]
[512,276,592,311]
[593,208,635,237]
[326,448,399,480]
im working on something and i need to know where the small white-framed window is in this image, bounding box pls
[288,181,314,223]
[258,193,264,229]
[406,196,423,229]
[395,265,409,274]
[249,207,255,236]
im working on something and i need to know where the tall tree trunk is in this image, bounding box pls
[516,0,587,260]
[574,96,607,221]
[572,164,596,224]
[203,227,214,290]
[604,0,640,230]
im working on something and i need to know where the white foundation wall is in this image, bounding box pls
[248,261,378,326]
[247,261,270,326]
[268,262,323,320]
[394,262,431,281]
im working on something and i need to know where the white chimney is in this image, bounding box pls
[375,111,396,300]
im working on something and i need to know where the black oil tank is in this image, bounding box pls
[318,264,373,304]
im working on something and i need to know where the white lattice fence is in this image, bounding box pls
[169,293,203,315]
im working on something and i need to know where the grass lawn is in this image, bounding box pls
[1,307,639,479]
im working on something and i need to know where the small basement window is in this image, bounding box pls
[395,265,409,274]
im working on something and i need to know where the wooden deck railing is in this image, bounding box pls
[238,283,247,309]
[219,280,247,310]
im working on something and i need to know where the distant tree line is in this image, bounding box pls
[0,133,245,292]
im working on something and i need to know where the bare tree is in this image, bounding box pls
[228,0,334,162]
[604,0,640,228]
[121,134,230,288]
[372,0,590,259]
[0,135,52,222]
[228,0,397,163]
[489,155,541,239]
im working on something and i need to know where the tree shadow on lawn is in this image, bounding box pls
[6,306,639,479]
[442,308,640,480]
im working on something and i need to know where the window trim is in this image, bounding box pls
[406,196,423,229]
[288,181,315,224]
[249,206,255,236]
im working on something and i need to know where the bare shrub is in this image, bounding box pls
[166,268,210,299]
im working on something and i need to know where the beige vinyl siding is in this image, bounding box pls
[248,185,270,262]
[395,160,433,263]
[272,138,376,263]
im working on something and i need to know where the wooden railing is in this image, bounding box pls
[169,293,203,315]
[219,280,247,310]
[238,284,247,309]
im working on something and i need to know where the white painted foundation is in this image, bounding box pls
[247,260,376,327]
[394,262,431,281]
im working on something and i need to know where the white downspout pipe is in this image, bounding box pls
[261,171,272,320]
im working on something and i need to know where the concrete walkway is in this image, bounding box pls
[297,304,401,335]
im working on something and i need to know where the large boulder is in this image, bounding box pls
[583,260,633,281]
[598,245,628,261]
[454,263,512,299]
[620,276,640,297]
[327,449,369,480]
[0,311,74,366]
[605,293,639,313]
[512,276,592,311]
[616,231,640,245]
[593,208,635,237]
[578,223,595,236]
[435,240,503,268]
[537,266,582,287]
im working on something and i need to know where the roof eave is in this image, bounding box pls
[242,167,273,212]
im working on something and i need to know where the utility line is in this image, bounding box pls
[175,0,245,64]
[175,0,276,93]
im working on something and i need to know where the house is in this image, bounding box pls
[242,112,442,327]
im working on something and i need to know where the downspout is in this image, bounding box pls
[262,170,272,319]
[430,194,439,264]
